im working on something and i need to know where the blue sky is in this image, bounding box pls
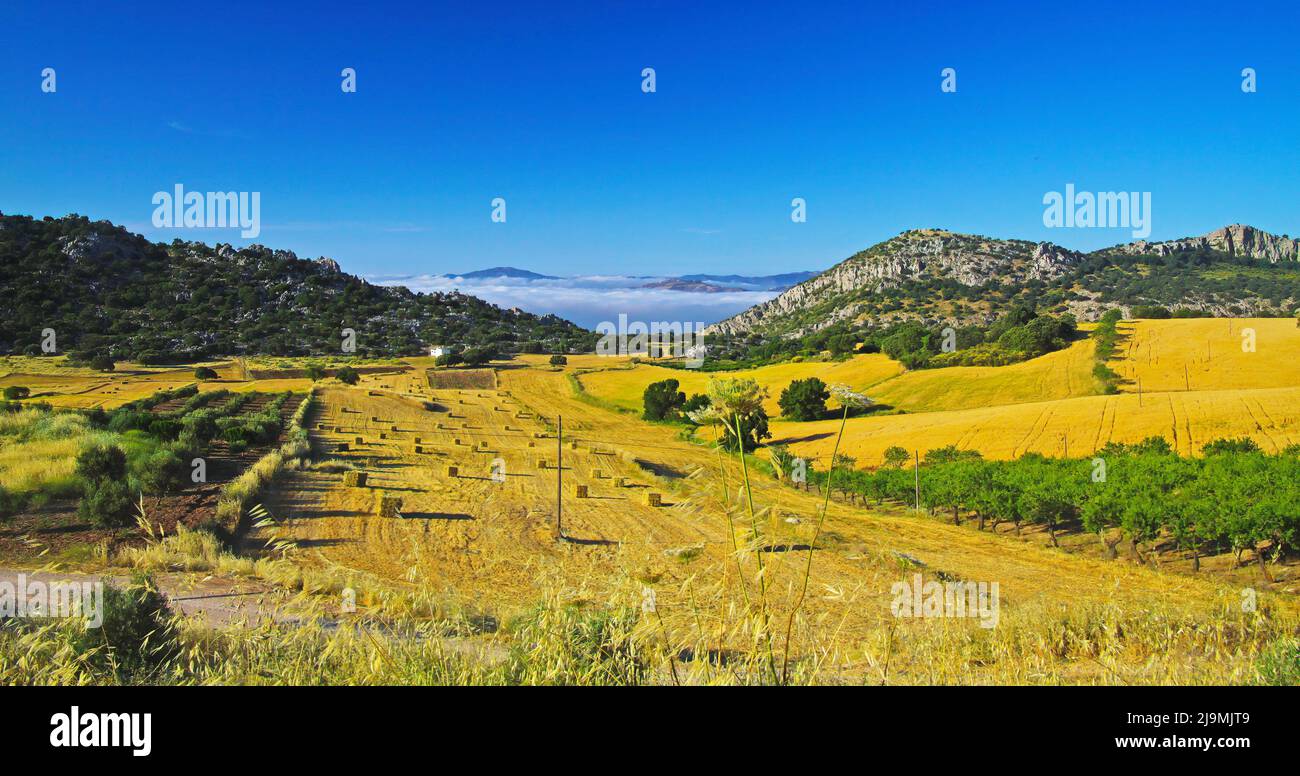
[3,0,1298,318]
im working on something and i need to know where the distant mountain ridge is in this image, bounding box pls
[452,266,559,280]
[438,267,816,294]
[706,225,1300,339]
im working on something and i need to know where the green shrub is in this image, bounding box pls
[642,379,686,421]
[78,478,134,527]
[71,573,179,678]
[778,377,829,422]
[1202,437,1261,455]
[76,444,127,483]
[1256,639,1300,686]
[136,449,187,496]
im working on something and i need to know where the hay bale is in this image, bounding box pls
[337,442,349,451]
[379,432,387,439]
[414,445,425,454]
[454,438,463,446]
[446,465,459,477]
[343,470,367,487]
[592,470,604,479]
[391,425,400,432]
[574,484,589,498]
[646,492,662,507]
[614,477,626,488]
[537,458,548,469]
[317,423,327,430]
[528,441,536,448]
[355,436,364,444]
[478,440,488,448]
[375,493,403,518]
[413,436,423,444]
[570,441,578,450]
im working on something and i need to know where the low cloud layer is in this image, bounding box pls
[369,273,780,329]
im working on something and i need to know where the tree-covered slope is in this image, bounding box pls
[705,225,1300,343]
[0,213,593,360]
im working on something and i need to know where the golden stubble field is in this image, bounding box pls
[768,318,1300,464]
[251,354,1297,682]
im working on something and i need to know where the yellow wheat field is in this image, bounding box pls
[770,385,1300,464]
[867,338,1097,412]
[770,318,1300,463]
[579,339,1099,417]
[248,354,1300,681]
[578,354,904,416]
[1112,317,1300,393]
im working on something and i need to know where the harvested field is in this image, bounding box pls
[251,354,1298,681]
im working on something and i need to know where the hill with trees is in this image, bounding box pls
[704,224,1300,365]
[0,213,593,361]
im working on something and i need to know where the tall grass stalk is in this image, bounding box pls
[781,403,849,683]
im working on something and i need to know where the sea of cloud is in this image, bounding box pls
[369,273,780,329]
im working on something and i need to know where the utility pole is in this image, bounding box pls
[556,415,563,539]
[914,450,921,513]
[1138,377,1143,407]
[1063,432,1068,458]
[1184,364,1189,391]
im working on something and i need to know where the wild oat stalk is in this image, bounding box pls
[780,385,869,683]
[723,411,778,683]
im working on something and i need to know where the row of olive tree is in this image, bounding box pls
[797,437,1299,572]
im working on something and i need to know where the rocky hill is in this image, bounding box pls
[1102,224,1300,263]
[0,213,592,359]
[706,225,1300,340]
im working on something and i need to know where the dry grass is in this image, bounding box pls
[232,353,1300,685]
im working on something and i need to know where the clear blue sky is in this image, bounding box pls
[3,0,1298,280]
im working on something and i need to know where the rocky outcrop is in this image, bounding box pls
[707,224,1299,339]
[1112,224,1299,263]
[704,229,1081,337]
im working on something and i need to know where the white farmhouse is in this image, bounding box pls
[428,345,447,358]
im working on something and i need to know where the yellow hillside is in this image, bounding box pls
[577,354,904,416]
[770,385,1300,464]
[580,337,1098,417]
[867,338,1097,412]
[1111,317,1300,393]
